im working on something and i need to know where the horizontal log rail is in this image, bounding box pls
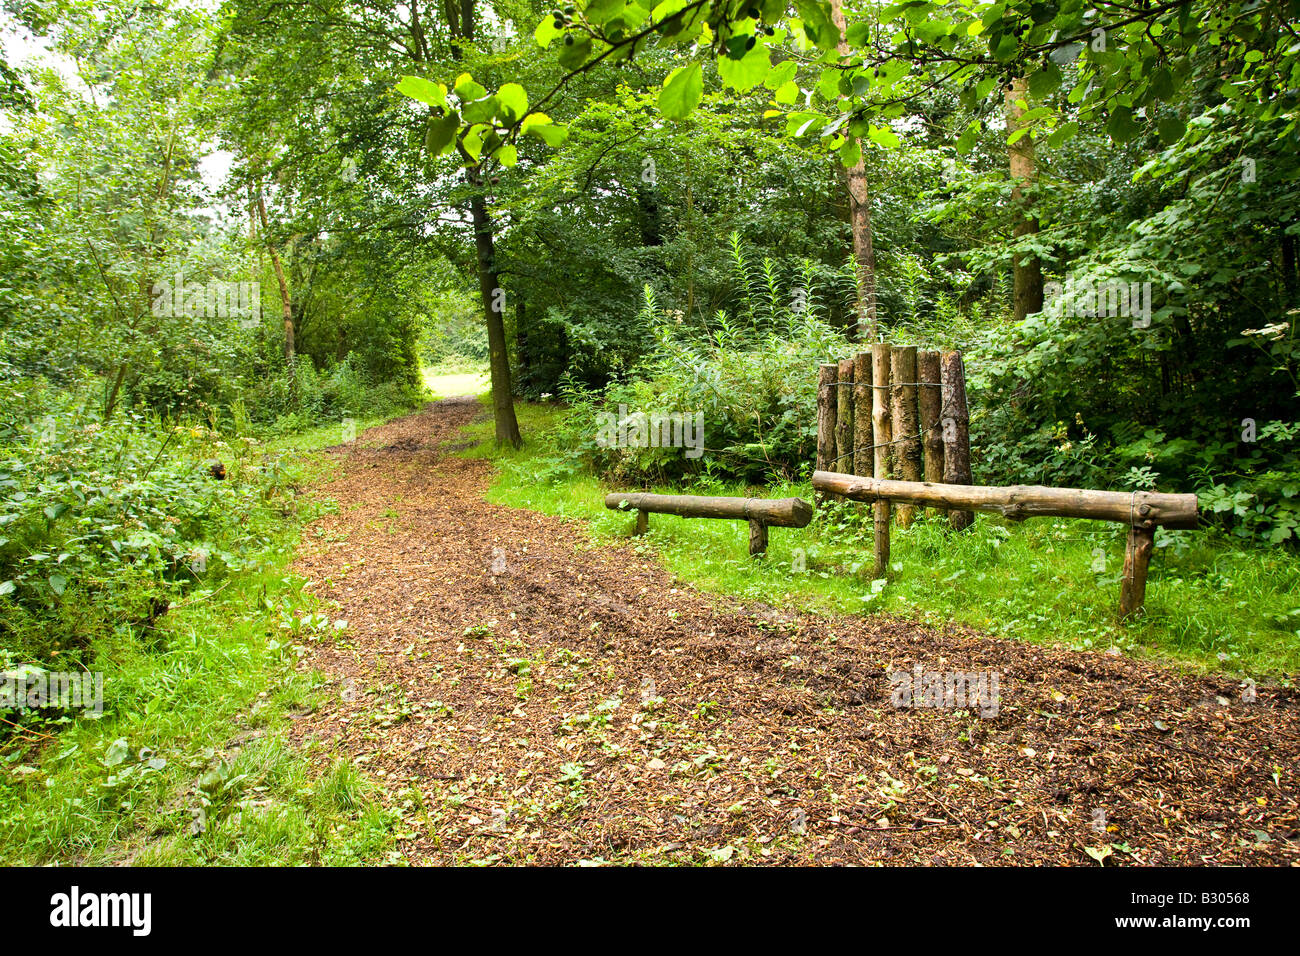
[812,470,1200,621]
[605,493,812,556]
[812,472,1198,529]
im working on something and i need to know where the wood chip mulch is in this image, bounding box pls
[285,399,1300,866]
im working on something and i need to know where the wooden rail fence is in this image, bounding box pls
[813,471,1199,620]
[604,492,813,556]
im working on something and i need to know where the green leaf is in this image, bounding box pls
[453,74,486,102]
[993,31,1018,61]
[492,144,518,167]
[48,573,67,596]
[795,0,839,49]
[845,21,871,47]
[763,59,798,91]
[557,35,593,70]
[867,124,900,148]
[535,18,561,48]
[659,63,703,120]
[718,43,770,93]
[585,0,628,26]
[774,80,799,105]
[424,112,460,156]
[956,121,980,154]
[525,122,568,146]
[496,83,528,122]
[1157,115,1185,145]
[1106,105,1141,144]
[462,95,498,124]
[462,124,489,162]
[1027,63,1061,100]
[104,738,130,767]
[0,580,14,597]
[1149,67,1175,100]
[1046,121,1078,148]
[396,76,447,109]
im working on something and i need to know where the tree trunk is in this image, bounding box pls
[467,171,522,447]
[831,0,878,338]
[254,189,295,368]
[452,0,521,447]
[1007,77,1043,323]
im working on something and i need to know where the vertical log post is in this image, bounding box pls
[890,345,921,527]
[940,350,973,531]
[835,357,855,476]
[918,349,945,518]
[816,364,838,502]
[853,351,872,479]
[1119,525,1155,621]
[749,520,769,557]
[871,343,893,577]
[635,510,649,535]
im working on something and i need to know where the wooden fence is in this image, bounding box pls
[813,345,1199,620]
[813,471,1198,620]
[605,493,812,556]
[817,345,974,569]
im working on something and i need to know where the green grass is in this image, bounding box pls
[462,399,1300,679]
[0,422,402,865]
[422,365,489,400]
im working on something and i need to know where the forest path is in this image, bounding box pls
[288,399,1300,865]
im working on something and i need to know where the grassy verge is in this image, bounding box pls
[0,413,404,865]
[460,400,1300,679]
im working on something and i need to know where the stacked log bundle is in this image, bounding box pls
[811,348,1193,621]
[813,343,969,547]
